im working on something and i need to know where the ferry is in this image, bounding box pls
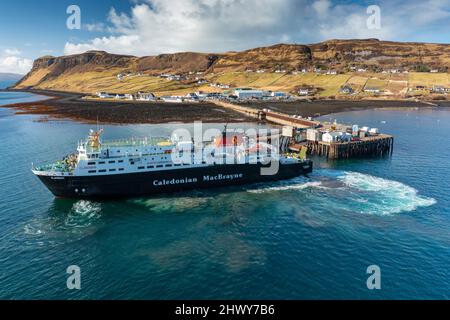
[32,129,313,198]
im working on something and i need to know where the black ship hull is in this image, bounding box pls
[36,161,313,199]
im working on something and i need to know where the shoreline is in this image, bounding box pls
[0,89,255,125]
[1,88,449,125]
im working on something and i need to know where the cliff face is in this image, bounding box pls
[14,39,450,92]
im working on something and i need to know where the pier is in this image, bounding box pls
[211,100,320,128]
[212,100,394,160]
[293,134,394,160]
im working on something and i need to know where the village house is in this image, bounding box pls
[197,79,208,85]
[115,93,134,100]
[364,87,381,94]
[431,86,450,93]
[298,88,311,96]
[136,92,157,101]
[340,86,354,94]
[97,92,115,99]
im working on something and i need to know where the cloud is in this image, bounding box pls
[0,56,33,74]
[4,48,22,56]
[64,0,450,56]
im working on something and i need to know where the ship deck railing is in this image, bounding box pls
[33,162,73,174]
[82,137,172,151]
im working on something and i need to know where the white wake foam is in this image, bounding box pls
[247,177,323,194]
[337,171,437,215]
[65,200,102,227]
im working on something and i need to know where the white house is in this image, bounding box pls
[322,132,343,143]
[136,92,156,101]
[364,87,381,93]
[298,88,310,96]
[271,91,287,98]
[162,96,183,103]
[97,92,115,99]
[115,93,134,100]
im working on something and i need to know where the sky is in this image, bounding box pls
[1,0,450,74]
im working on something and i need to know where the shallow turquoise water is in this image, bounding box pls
[0,92,448,299]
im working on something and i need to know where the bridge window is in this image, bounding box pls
[88,170,96,174]
[138,166,145,170]
[119,168,124,171]
[109,169,116,172]
[99,161,105,165]
[99,169,107,173]
[88,162,96,165]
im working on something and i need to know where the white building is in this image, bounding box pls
[306,129,323,141]
[97,92,115,99]
[162,96,183,103]
[136,92,156,101]
[115,94,134,100]
[271,91,287,98]
[298,88,310,96]
[234,89,265,99]
[322,132,343,143]
[364,87,381,93]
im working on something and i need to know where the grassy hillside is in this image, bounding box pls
[14,39,450,99]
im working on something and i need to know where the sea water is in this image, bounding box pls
[0,91,448,299]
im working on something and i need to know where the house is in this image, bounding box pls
[117,74,124,81]
[136,92,156,101]
[115,93,134,100]
[327,70,337,75]
[167,75,185,81]
[341,86,354,94]
[416,85,426,90]
[234,88,265,99]
[357,68,367,72]
[256,69,266,73]
[185,92,199,100]
[364,87,381,94]
[322,132,343,143]
[97,92,115,99]
[431,86,449,93]
[162,96,183,103]
[197,79,208,85]
[271,91,288,98]
[430,69,439,73]
[298,88,311,96]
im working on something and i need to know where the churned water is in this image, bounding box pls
[0,91,448,299]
